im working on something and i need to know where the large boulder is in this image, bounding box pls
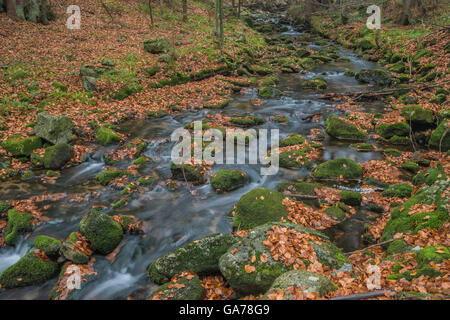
[325,114,367,141]
[1,136,42,157]
[148,233,238,284]
[429,120,449,152]
[311,158,363,180]
[219,222,347,295]
[5,209,33,246]
[147,273,206,300]
[375,122,410,139]
[43,143,74,169]
[61,239,89,264]
[356,69,394,86]
[400,105,434,128]
[232,188,287,230]
[262,270,337,299]
[34,235,61,259]
[381,180,449,241]
[34,113,74,145]
[78,209,123,255]
[0,251,59,288]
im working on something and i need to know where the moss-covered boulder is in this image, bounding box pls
[301,76,327,90]
[325,203,348,222]
[429,120,449,152]
[96,170,133,185]
[0,251,59,288]
[147,273,205,300]
[325,114,367,141]
[412,164,446,186]
[34,235,61,258]
[312,158,363,180]
[170,162,205,184]
[258,86,282,99]
[60,239,89,264]
[143,38,170,54]
[415,246,450,268]
[276,182,321,196]
[381,180,449,241]
[279,133,305,147]
[356,69,393,86]
[262,270,337,299]
[375,122,410,139]
[279,149,312,168]
[219,222,347,295]
[96,127,121,146]
[5,209,33,246]
[43,143,74,169]
[382,183,413,198]
[230,116,265,127]
[340,190,362,206]
[430,94,446,105]
[386,239,411,255]
[1,136,42,157]
[401,161,420,174]
[211,170,248,193]
[34,113,74,145]
[78,209,123,255]
[148,233,238,284]
[400,105,434,128]
[232,188,287,230]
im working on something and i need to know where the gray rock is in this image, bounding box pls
[82,76,97,92]
[61,240,89,264]
[34,113,74,145]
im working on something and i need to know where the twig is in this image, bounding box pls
[283,192,318,199]
[344,238,396,256]
[330,290,386,300]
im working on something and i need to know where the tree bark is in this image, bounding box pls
[4,0,52,24]
[400,0,412,25]
[182,0,187,22]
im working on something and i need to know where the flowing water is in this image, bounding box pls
[0,24,389,300]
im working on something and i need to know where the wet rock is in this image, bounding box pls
[147,273,205,300]
[43,143,74,169]
[5,209,32,246]
[34,113,74,145]
[0,251,59,288]
[301,76,327,90]
[355,69,394,86]
[312,158,363,180]
[96,127,121,146]
[262,270,337,299]
[1,136,42,157]
[96,170,133,185]
[34,235,61,258]
[148,234,238,284]
[170,162,205,184]
[61,239,89,264]
[211,169,248,193]
[258,86,282,99]
[325,114,367,141]
[219,222,347,295]
[78,209,123,255]
[279,133,305,147]
[232,188,287,230]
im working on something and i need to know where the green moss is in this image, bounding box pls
[132,156,147,165]
[384,148,402,157]
[386,239,411,255]
[147,110,168,118]
[340,190,362,206]
[325,204,347,222]
[356,69,393,86]
[400,105,434,127]
[34,235,61,258]
[430,94,446,104]
[276,182,321,196]
[78,209,123,255]
[43,143,74,169]
[382,183,413,198]
[412,164,446,186]
[350,143,374,151]
[429,120,450,152]
[113,84,142,100]
[325,114,367,140]
[170,162,205,184]
[138,177,153,186]
[258,86,281,99]
[211,170,248,193]
[5,209,33,246]
[279,133,305,147]
[301,76,327,90]
[96,127,121,146]
[415,246,450,268]
[390,135,410,145]
[401,161,420,174]
[96,170,133,185]
[147,273,205,300]
[0,201,11,214]
[52,81,68,92]
[1,136,42,157]
[312,158,363,180]
[112,199,127,209]
[375,122,410,139]
[232,188,287,230]
[230,116,265,127]
[279,149,312,168]
[0,251,59,288]
[363,177,389,189]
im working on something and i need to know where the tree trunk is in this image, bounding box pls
[148,0,154,26]
[182,0,187,22]
[4,0,52,24]
[400,0,412,25]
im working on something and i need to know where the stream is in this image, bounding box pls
[0,21,390,300]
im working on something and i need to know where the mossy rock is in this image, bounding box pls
[340,190,362,206]
[276,182,321,196]
[412,164,446,186]
[429,120,450,152]
[148,234,238,284]
[258,86,282,99]
[262,270,337,299]
[388,61,406,73]
[363,177,390,189]
[351,143,374,152]
[389,135,410,145]
[430,94,446,105]
[312,158,363,180]
[43,143,74,170]
[1,136,42,157]
[415,246,450,268]
[219,222,347,295]
[325,203,347,222]
[0,201,11,215]
[383,148,402,157]
[96,170,133,185]
[400,105,434,128]
[382,183,413,198]
[211,169,248,193]
[355,69,393,87]
[381,180,449,241]
[5,209,33,246]
[147,110,168,118]
[60,239,89,264]
[0,251,59,288]
[301,76,327,90]
[401,161,420,174]
[147,273,205,300]
[96,127,121,146]
[34,235,61,258]
[398,94,418,105]
[375,122,410,139]
[170,162,205,184]
[113,84,142,100]
[279,149,312,168]
[325,114,367,141]
[279,133,305,147]
[143,38,170,54]
[299,57,316,69]
[78,209,123,255]
[230,116,265,127]
[232,188,287,230]
[386,239,411,255]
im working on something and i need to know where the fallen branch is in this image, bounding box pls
[330,290,386,300]
[344,238,396,256]
[283,192,318,199]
